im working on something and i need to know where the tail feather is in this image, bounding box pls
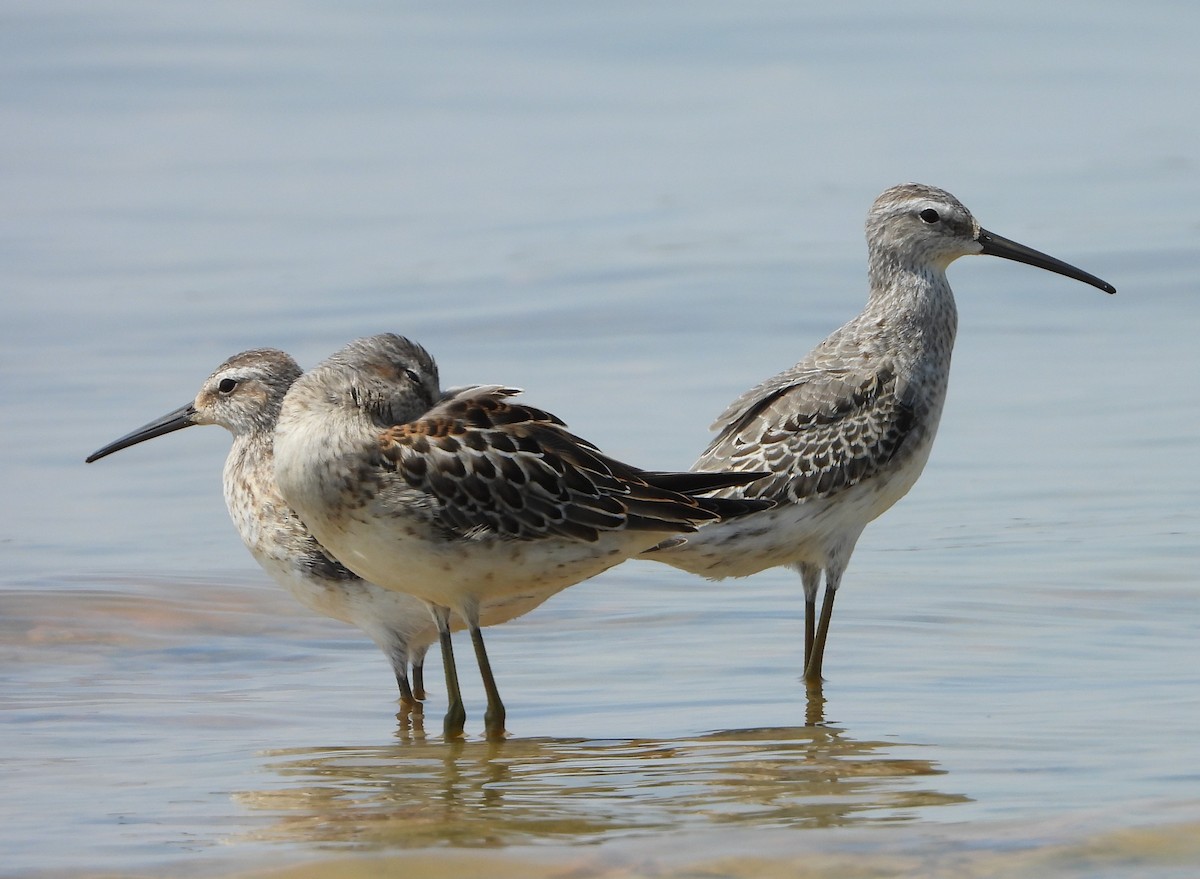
[694,494,774,519]
[642,469,768,496]
[640,469,773,522]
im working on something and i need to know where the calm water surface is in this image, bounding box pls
[2,2,1199,877]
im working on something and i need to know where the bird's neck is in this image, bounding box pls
[865,250,959,341]
[274,406,379,538]
[222,432,282,547]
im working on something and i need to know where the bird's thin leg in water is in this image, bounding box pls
[432,607,466,738]
[470,624,506,739]
[395,670,416,707]
[411,660,426,703]
[798,562,821,668]
[804,589,836,684]
[804,562,845,684]
[390,645,418,707]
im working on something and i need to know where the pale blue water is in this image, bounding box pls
[2,2,1199,877]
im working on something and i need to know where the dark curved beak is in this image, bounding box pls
[85,403,198,463]
[976,227,1115,295]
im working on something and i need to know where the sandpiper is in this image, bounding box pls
[86,349,439,706]
[273,333,770,738]
[645,183,1115,685]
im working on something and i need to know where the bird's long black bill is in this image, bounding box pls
[85,403,198,463]
[977,227,1115,294]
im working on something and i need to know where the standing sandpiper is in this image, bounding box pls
[86,349,440,707]
[645,183,1115,685]
[273,333,769,738]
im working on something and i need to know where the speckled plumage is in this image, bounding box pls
[273,333,770,737]
[646,183,1115,683]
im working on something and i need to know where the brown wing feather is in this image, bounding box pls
[378,387,734,541]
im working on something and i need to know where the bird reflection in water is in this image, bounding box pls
[236,721,967,849]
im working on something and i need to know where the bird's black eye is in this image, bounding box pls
[919,208,940,224]
[217,378,238,394]
[403,368,421,384]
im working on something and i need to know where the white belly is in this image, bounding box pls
[652,438,934,579]
[315,511,654,622]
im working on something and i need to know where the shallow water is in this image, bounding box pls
[3,2,1199,877]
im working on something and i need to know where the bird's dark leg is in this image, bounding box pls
[411,659,426,703]
[469,624,506,740]
[387,643,419,708]
[430,606,466,738]
[394,669,416,707]
[804,586,836,684]
[798,563,822,669]
[804,561,845,685]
